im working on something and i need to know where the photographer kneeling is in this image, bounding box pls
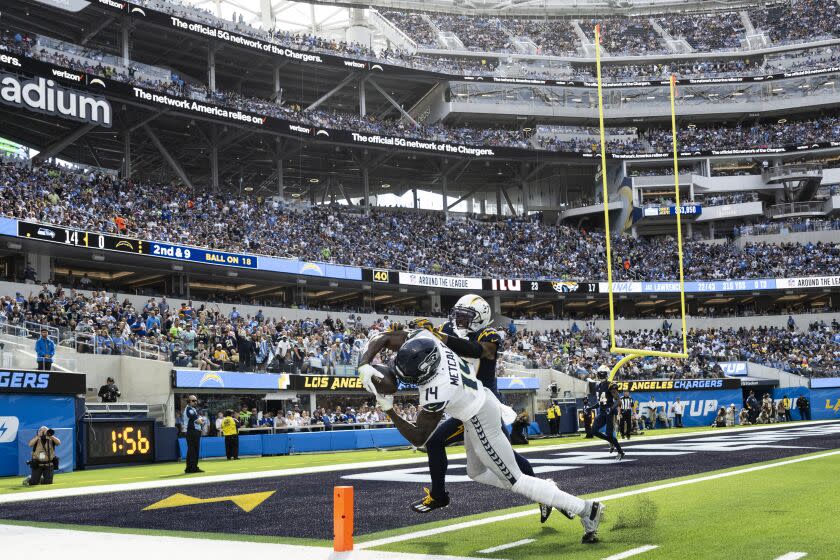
[26,426,61,486]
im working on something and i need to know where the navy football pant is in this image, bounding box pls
[591,411,623,453]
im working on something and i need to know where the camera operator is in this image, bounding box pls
[26,426,61,486]
[98,376,121,403]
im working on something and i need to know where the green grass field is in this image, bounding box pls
[363,450,840,559]
[0,424,735,496]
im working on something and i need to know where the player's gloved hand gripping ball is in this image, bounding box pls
[358,363,384,395]
[376,393,394,412]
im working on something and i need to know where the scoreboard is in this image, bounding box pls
[18,222,146,255]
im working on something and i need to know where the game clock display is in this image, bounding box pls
[85,421,156,466]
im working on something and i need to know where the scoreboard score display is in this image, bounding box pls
[84,420,156,466]
[18,221,146,255]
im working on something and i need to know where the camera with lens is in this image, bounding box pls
[46,429,55,437]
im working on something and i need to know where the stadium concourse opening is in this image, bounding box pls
[1,0,840,557]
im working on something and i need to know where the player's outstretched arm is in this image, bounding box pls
[359,331,408,366]
[387,408,443,448]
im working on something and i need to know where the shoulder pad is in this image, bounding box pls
[477,328,501,343]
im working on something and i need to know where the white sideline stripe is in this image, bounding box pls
[356,450,840,550]
[1,419,835,505]
[477,538,535,554]
[0,524,499,560]
[603,545,658,559]
[774,553,808,560]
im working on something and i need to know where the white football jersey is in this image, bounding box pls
[411,330,486,421]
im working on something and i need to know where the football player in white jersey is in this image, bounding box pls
[362,330,605,543]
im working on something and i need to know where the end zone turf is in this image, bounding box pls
[362,450,840,559]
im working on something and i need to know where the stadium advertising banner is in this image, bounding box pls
[775,276,840,289]
[173,370,365,392]
[629,388,743,427]
[0,369,86,395]
[601,278,777,294]
[173,369,540,392]
[5,53,840,161]
[87,0,840,89]
[614,378,741,392]
[397,272,483,290]
[0,59,111,127]
[811,388,840,420]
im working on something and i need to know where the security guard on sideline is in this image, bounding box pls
[183,395,204,473]
[221,409,239,460]
[547,402,562,436]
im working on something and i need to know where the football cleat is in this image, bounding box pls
[616,451,626,461]
[580,500,605,543]
[411,487,450,513]
[539,502,552,523]
[609,442,615,454]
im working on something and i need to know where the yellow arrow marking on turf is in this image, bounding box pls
[143,491,275,513]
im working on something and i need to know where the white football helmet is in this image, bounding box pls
[451,294,492,334]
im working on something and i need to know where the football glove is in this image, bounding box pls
[376,393,394,412]
[358,363,384,395]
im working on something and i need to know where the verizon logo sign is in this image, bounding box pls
[51,68,84,82]
[0,73,112,127]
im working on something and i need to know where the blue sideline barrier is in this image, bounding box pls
[178,428,410,459]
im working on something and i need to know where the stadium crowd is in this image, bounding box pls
[2,162,839,281]
[505,321,840,378]
[4,283,837,378]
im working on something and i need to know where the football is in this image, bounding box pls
[371,363,399,395]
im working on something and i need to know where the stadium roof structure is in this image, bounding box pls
[208,0,758,19]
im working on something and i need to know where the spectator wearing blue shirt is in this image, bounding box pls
[145,310,161,333]
[35,329,55,370]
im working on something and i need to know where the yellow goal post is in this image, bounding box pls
[593,24,689,380]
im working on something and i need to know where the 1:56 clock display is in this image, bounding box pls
[85,421,156,466]
[110,427,151,455]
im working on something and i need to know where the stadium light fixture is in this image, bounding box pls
[381,183,390,189]
[778,118,787,124]
[244,186,253,192]
[309,178,320,183]
[291,193,301,198]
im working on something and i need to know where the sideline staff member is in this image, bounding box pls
[26,426,60,486]
[221,409,240,460]
[183,395,205,473]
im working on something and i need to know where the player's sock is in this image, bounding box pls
[512,475,586,516]
[426,441,449,499]
[513,450,535,477]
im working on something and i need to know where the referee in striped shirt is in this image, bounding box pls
[619,391,633,440]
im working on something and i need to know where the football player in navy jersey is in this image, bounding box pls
[359,294,571,523]
[588,366,625,460]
